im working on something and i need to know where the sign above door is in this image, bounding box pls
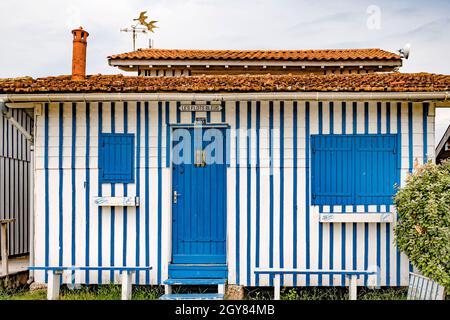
[179,104,223,112]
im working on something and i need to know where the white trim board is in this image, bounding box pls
[94,197,140,207]
[319,213,395,223]
[109,59,401,68]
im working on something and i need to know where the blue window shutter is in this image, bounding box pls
[99,133,135,184]
[312,135,353,205]
[354,135,398,205]
[311,134,399,206]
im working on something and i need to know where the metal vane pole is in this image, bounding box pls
[121,11,158,51]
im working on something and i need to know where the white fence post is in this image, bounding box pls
[121,271,133,300]
[0,223,8,277]
[47,271,61,300]
[349,275,358,300]
[165,285,172,294]
[274,274,281,300]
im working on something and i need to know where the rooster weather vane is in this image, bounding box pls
[121,11,159,51]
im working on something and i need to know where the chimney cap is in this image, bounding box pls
[72,26,89,36]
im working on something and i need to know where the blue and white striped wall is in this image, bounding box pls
[33,99,434,287]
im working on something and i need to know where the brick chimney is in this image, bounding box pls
[71,27,89,81]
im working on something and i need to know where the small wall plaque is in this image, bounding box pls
[179,104,223,112]
[319,213,394,223]
[94,197,140,207]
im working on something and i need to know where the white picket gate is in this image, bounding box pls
[407,273,446,300]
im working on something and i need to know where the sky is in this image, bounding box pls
[0,0,449,144]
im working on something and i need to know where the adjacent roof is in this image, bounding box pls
[108,48,402,62]
[1,73,449,94]
[436,125,450,163]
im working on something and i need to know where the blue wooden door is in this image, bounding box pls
[171,128,227,264]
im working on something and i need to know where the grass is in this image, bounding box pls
[0,285,162,300]
[1,284,408,301]
[246,287,408,300]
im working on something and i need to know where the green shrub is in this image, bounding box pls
[394,160,450,289]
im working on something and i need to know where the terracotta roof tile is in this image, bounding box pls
[1,73,449,94]
[108,48,401,62]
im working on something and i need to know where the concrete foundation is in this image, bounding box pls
[226,284,245,300]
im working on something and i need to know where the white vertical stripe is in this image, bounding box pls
[283,101,294,286]
[149,101,159,284]
[249,102,257,286]
[297,102,307,286]
[272,101,280,276]
[308,101,319,286]
[226,100,237,284]
[239,101,248,285]
[138,102,147,284]
[258,101,270,286]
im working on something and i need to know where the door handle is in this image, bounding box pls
[173,190,182,204]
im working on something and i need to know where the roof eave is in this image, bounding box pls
[3,91,448,103]
[108,58,403,68]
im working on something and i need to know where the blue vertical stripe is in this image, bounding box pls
[363,102,369,286]
[255,101,261,286]
[293,101,298,287]
[341,102,346,286]
[396,102,402,286]
[144,102,150,284]
[423,103,428,163]
[85,103,91,284]
[352,102,357,272]
[279,101,285,285]
[110,102,115,282]
[317,102,323,286]
[157,102,163,284]
[269,101,274,286]
[329,102,334,133]
[44,103,49,283]
[328,102,334,286]
[176,101,181,124]
[376,102,382,280]
[97,103,103,284]
[165,102,171,167]
[191,101,196,124]
[135,102,141,284]
[386,103,391,134]
[305,102,311,286]
[71,103,77,284]
[58,104,64,271]
[221,101,226,123]
[408,103,413,173]
[122,102,128,270]
[385,102,391,286]
[207,101,211,123]
[408,102,414,273]
[235,101,241,284]
[246,101,252,286]
[364,103,369,134]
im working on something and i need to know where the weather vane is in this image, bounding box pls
[121,11,159,51]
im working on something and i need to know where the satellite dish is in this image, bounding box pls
[398,43,411,59]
